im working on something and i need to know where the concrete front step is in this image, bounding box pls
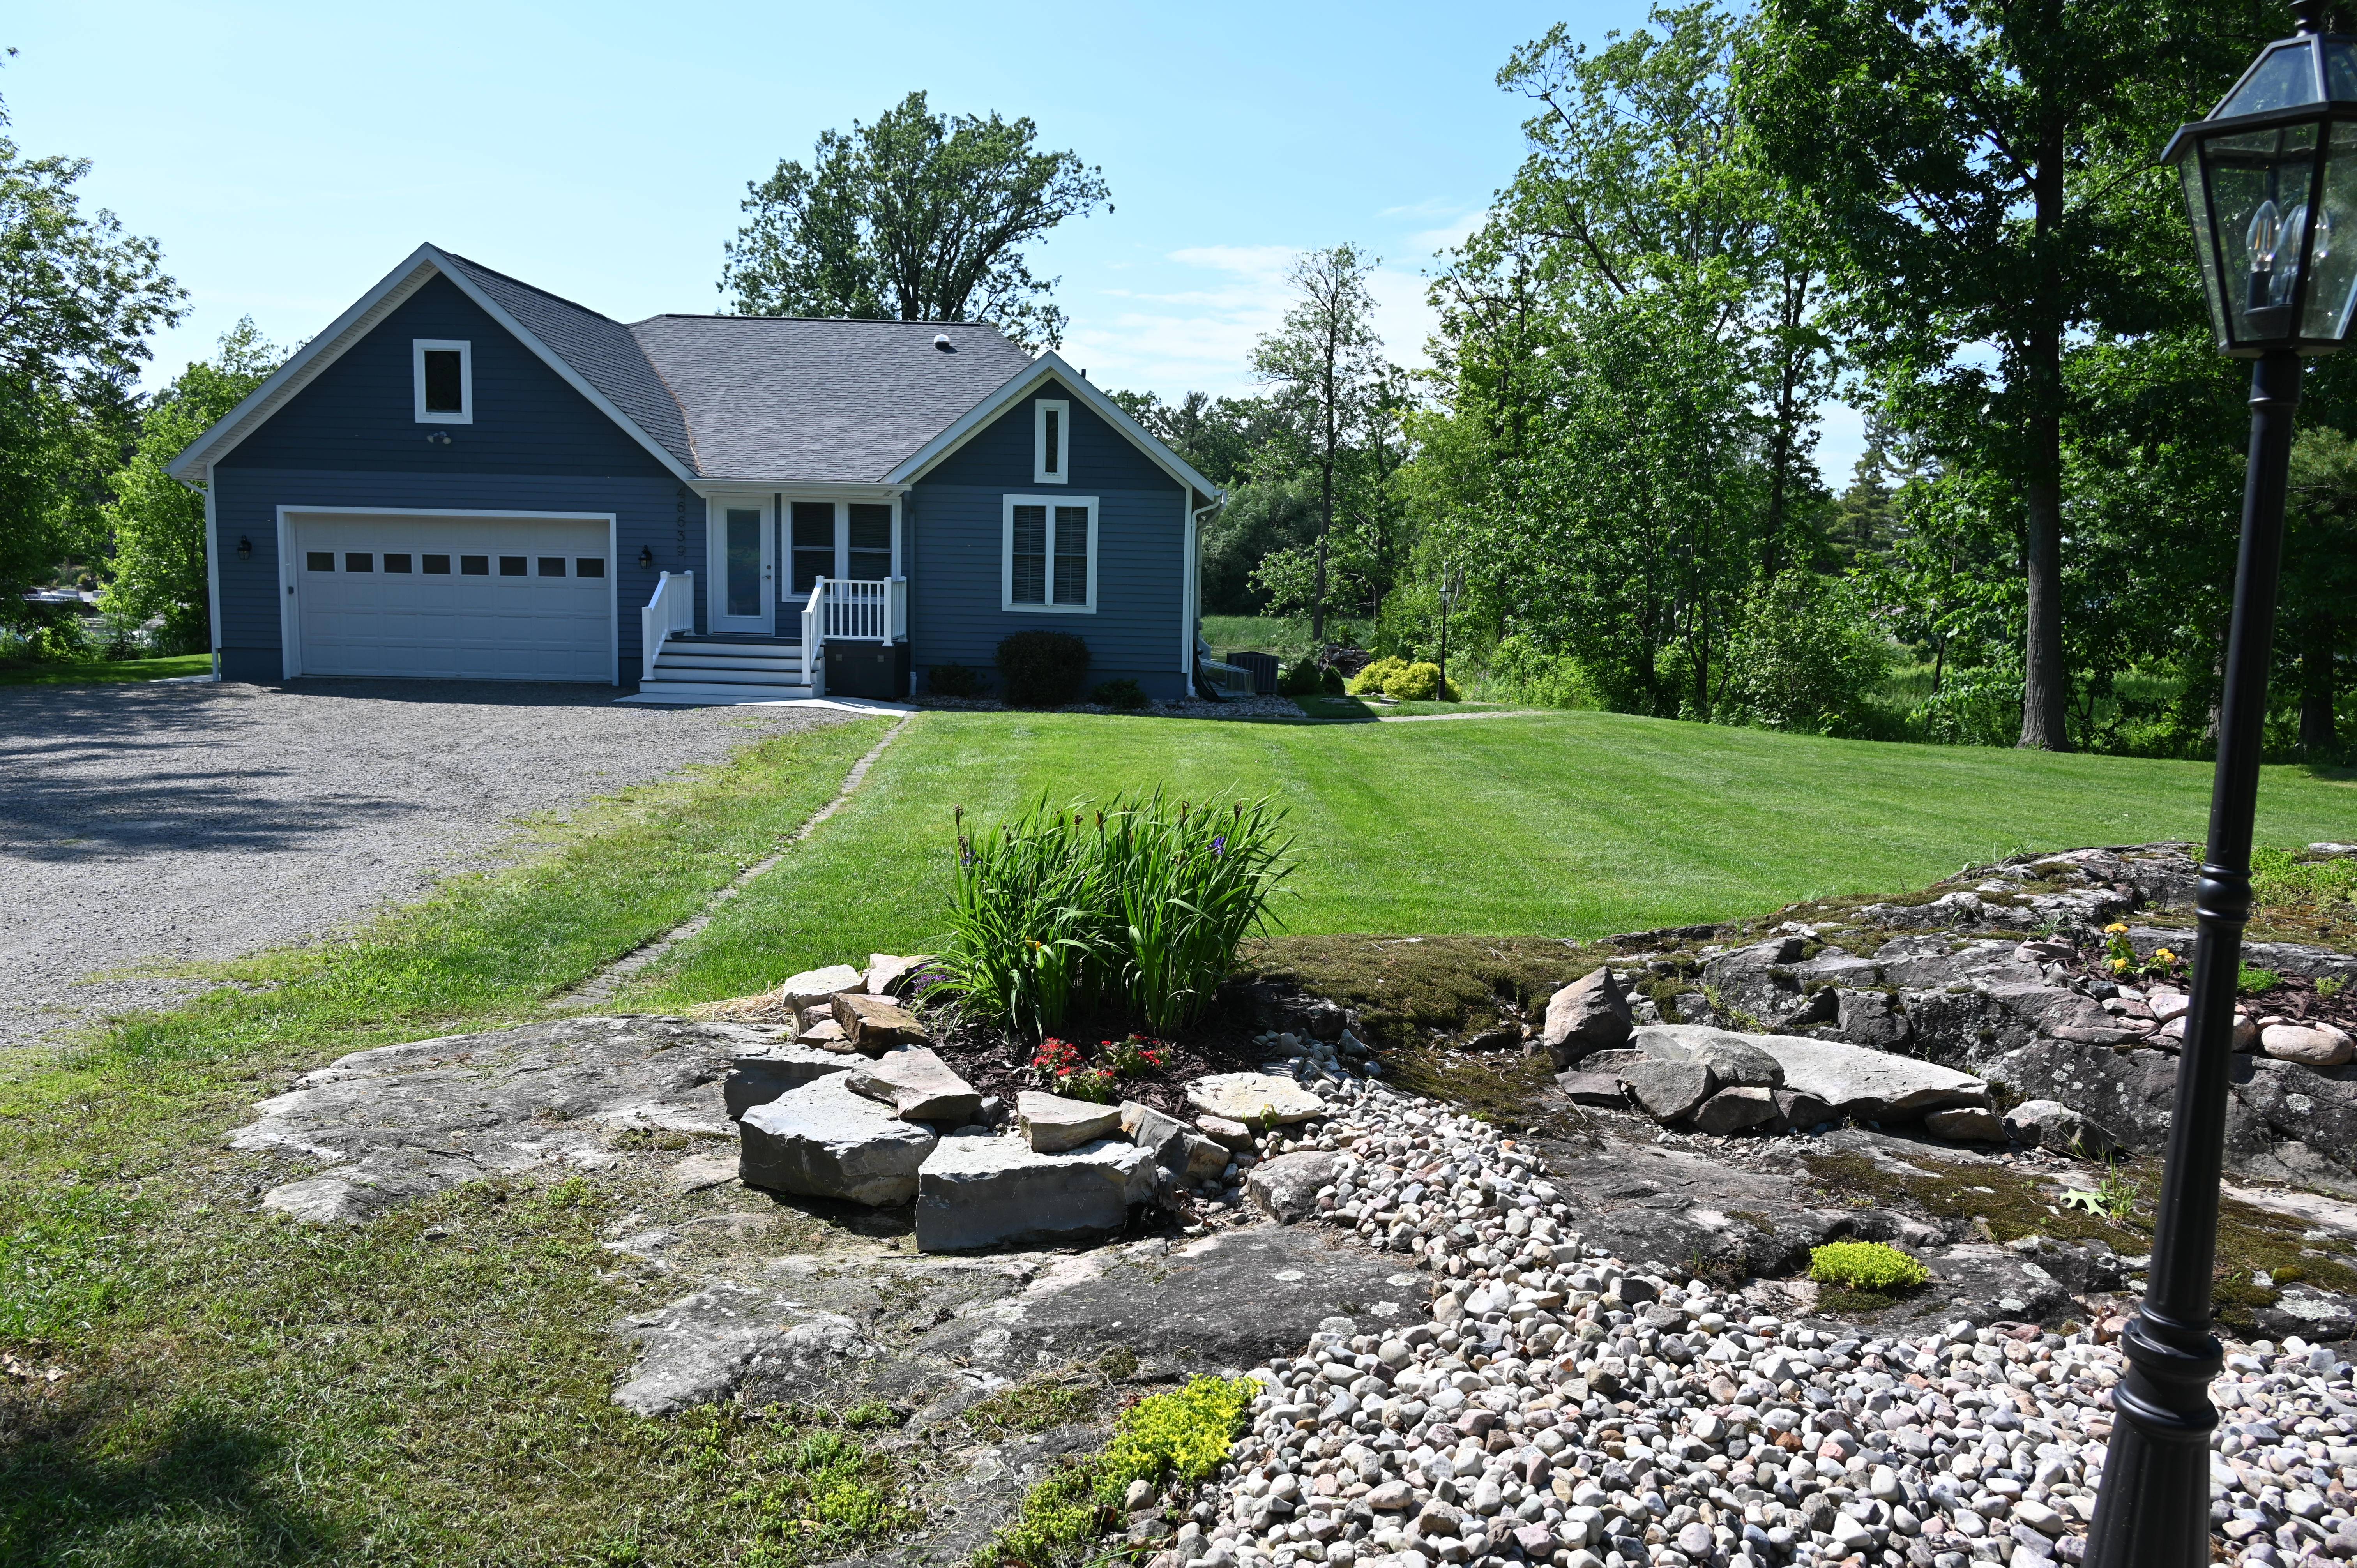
[654,655,807,675]
[628,679,818,704]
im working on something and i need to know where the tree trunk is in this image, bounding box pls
[2302,607,2341,751]
[2021,474,2072,750]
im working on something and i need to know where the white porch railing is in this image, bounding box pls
[797,577,906,693]
[640,570,694,681]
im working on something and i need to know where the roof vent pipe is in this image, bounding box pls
[933,333,954,352]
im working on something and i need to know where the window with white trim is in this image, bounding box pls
[413,339,473,423]
[1033,398,1069,484]
[1003,494,1096,613]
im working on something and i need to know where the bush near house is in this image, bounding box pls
[928,662,986,698]
[997,630,1091,707]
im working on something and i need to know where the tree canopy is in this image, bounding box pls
[719,91,1110,350]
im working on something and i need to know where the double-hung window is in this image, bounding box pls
[1003,495,1096,613]
[413,339,472,423]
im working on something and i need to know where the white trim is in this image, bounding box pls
[887,352,1221,501]
[274,505,620,684]
[1001,494,1098,614]
[412,338,473,424]
[167,243,699,488]
[1033,397,1070,485]
[204,479,221,676]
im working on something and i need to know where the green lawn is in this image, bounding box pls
[0,653,214,687]
[622,708,2356,1010]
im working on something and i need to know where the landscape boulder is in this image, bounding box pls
[1186,1072,1326,1126]
[1246,1150,1342,1224]
[1121,1100,1196,1173]
[2262,1022,2355,1068]
[1745,1031,1989,1123]
[1633,1025,1784,1088]
[845,1046,981,1124]
[1019,1090,1125,1152]
[832,992,929,1054]
[1554,1071,1628,1107]
[1770,1088,1833,1133]
[1691,1086,1777,1135]
[1194,1113,1256,1150]
[1924,1105,2007,1143]
[723,1044,852,1120]
[863,953,933,998]
[1616,1060,1716,1124]
[2004,1098,2122,1158]
[913,1137,1156,1252]
[739,1073,938,1206]
[1537,968,1634,1067]
[776,964,864,1010]
[1833,989,1910,1050]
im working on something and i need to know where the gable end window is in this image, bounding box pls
[1033,398,1069,485]
[1002,494,1096,613]
[413,339,473,424]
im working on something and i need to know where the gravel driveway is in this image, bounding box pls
[0,679,852,1051]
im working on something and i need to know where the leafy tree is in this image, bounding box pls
[720,91,1110,349]
[2281,426,2357,754]
[1740,0,2273,748]
[99,320,281,653]
[0,81,182,622]
[1249,244,1388,642]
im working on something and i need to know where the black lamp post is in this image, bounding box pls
[2086,7,2353,1564]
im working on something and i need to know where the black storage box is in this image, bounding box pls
[825,641,911,700]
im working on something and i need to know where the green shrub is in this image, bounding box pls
[1808,1240,1929,1293]
[929,662,986,698]
[1090,678,1149,711]
[1348,656,1408,696]
[1277,657,1324,697]
[997,631,1092,707]
[1382,661,1458,702]
[1720,572,1891,736]
[1488,634,1597,709]
[939,792,1293,1036]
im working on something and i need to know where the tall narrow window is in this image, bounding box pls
[413,339,472,423]
[791,501,836,594]
[847,503,893,580]
[1034,398,1069,484]
[1010,505,1048,604]
[1053,506,1089,605]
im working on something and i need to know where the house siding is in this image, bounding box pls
[909,380,1189,700]
[210,274,696,684]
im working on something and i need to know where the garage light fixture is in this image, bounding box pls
[236,535,252,560]
[637,546,654,570]
[426,430,452,446]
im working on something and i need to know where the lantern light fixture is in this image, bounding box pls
[2161,0,2357,356]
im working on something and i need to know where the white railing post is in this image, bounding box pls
[889,577,906,643]
[802,577,825,691]
[641,570,695,682]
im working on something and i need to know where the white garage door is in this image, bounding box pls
[290,513,613,682]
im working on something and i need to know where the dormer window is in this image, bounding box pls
[1034,397,1069,484]
[414,339,472,424]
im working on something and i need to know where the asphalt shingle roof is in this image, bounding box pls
[626,315,1036,482]
[438,252,699,473]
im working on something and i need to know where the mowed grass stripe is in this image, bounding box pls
[621,708,2355,1010]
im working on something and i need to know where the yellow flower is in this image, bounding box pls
[2156,948,2177,964]
[2104,922,2129,935]
[2110,957,2130,973]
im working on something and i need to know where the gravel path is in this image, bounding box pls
[0,679,852,1051]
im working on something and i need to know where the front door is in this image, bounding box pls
[710,501,774,633]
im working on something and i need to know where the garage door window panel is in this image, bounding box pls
[424,554,451,574]
[385,554,412,573]
[461,556,489,575]
[307,552,335,572]
[499,556,527,576]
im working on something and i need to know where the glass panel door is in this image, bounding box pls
[847,503,893,581]
[725,509,763,617]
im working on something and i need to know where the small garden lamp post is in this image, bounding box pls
[2088,7,2357,1564]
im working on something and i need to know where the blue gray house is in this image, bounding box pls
[167,243,1224,703]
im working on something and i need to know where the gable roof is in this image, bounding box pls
[168,244,1217,502]
[629,314,1033,482]
[886,351,1220,503]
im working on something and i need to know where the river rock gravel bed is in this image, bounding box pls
[1165,1070,2357,1568]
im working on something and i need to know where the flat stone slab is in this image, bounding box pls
[776,963,864,1007]
[1634,1024,1785,1089]
[228,1016,759,1224]
[1186,1071,1327,1126]
[1742,1029,1988,1122]
[723,1044,853,1119]
[739,1072,938,1206]
[1020,1090,1124,1152]
[833,991,929,1053]
[846,1045,981,1124]
[913,1136,1156,1252]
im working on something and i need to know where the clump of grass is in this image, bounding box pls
[2238,965,2283,996]
[962,1377,1103,1436]
[938,792,1292,1037]
[2060,1160,2141,1222]
[972,1376,1254,1567]
[1809,1240,1931,1293]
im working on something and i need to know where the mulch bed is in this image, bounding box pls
[2047,939,2355,1037]
[926,1005,1278,1121]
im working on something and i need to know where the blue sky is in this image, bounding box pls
[6,0,1861,481]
